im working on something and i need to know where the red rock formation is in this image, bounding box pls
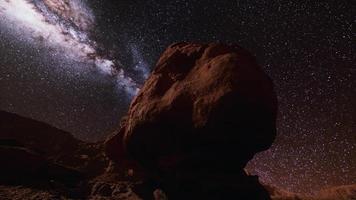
[106,43,277,199]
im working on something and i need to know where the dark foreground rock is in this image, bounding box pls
[106,42,278,199]
[0,145,82,184]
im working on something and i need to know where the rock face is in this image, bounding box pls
[106,42,277,199]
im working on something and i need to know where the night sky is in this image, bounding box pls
[0,0,355,194]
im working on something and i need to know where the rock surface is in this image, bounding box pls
[106,42,278,199]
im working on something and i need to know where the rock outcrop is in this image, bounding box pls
[106,42,278,199]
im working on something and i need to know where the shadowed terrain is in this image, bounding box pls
[0,43,354,200]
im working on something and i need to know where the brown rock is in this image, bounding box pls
[106,42,277,199]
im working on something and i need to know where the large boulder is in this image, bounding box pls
[106,42,277,199]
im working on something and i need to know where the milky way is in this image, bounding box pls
[0,0,145,97]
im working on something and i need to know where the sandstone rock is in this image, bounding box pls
[106,42,277,199]
[107,42,277,169]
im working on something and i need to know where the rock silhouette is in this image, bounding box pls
[0,110,109,196]
[106,42,278,199]
[0,110,106,176]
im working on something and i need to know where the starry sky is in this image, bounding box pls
[0,0,355,194]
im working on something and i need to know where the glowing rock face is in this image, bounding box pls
[106,43,276,199]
